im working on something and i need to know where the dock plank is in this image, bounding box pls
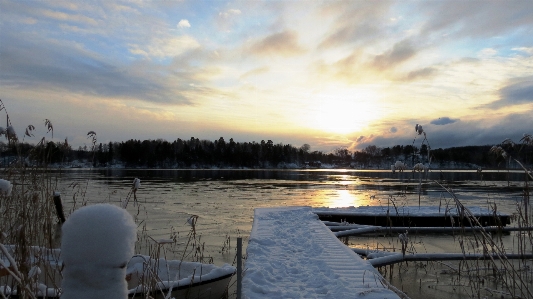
[243,207,400,299]
[313,206,510,227]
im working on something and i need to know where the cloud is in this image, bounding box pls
[357,113,533,150]
[485,77,533,108]
[354,111,533,150]
[129,35,200,59]
[40,8,99,26]
[219,8,241,19]
[478,48,499,59]
[240,67,270,79]
[512,47,533,55]
[418,1,533,38]
[3,0,533,153]
[247,31,305,57]
[21,17,37,25]
[430,117,459,126]
[403,67,437,81]
[318,1,392,48]
[313,39,421,84]
[216,8,242,31]
[178,19,191,28]
[432,113,533,148]
[319,23,379,49]
[372,39,417,70]
[0,31,197,105]
[310,48,381,84]
[500,79,533,104]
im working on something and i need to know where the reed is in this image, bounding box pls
[346,126,533,298]
[0,100,233,299]
[0,100,65,298]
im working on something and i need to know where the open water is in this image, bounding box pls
[53,168,531,298]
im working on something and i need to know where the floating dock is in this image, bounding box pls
[313,206,511,227]
[243,207,400,299]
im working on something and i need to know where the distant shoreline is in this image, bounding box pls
[38,164,526,172]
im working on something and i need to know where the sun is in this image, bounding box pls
[306,87,382,135]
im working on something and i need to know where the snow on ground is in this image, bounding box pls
[243,207,400,299]
[313,205,506,217]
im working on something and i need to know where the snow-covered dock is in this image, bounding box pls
[243,207,400,299]
[313,205,511,227]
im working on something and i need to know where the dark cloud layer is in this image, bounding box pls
[430,117,458,126]
[359,112,533,150]
[499,79,533,104]
[486,77,533,108]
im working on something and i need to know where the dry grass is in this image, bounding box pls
[0,101,232,298]
[358,128,533,298]
[0,103,64,298]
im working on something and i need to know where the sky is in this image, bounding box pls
[1,0,533,153]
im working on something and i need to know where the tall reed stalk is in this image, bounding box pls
[0,100,234,299]
[0,100,65,298]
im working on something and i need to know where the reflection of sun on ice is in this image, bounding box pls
[330,189,359,208]
[310,189,373,208]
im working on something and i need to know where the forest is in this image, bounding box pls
[1,136,531,169]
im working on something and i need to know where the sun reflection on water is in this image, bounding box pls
[310,189,372,208]
[331,189,355,208]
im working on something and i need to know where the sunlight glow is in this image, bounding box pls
[3,1,531,150]
[307,87,382,135]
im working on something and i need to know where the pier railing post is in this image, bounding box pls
[237,237,242,299]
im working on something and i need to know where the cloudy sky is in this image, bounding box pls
[1,0,532,152]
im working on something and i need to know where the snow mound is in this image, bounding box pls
[61,204,136,299]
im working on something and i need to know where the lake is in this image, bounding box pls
[53,168,531,298]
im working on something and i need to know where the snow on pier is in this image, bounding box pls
[243,207,400,299]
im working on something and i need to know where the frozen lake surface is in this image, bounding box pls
[51,169,530,298]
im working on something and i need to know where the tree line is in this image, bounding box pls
[1,136,531,169]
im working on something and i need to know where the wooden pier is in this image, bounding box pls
[313,206,511,227]
[242,207,400,299]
